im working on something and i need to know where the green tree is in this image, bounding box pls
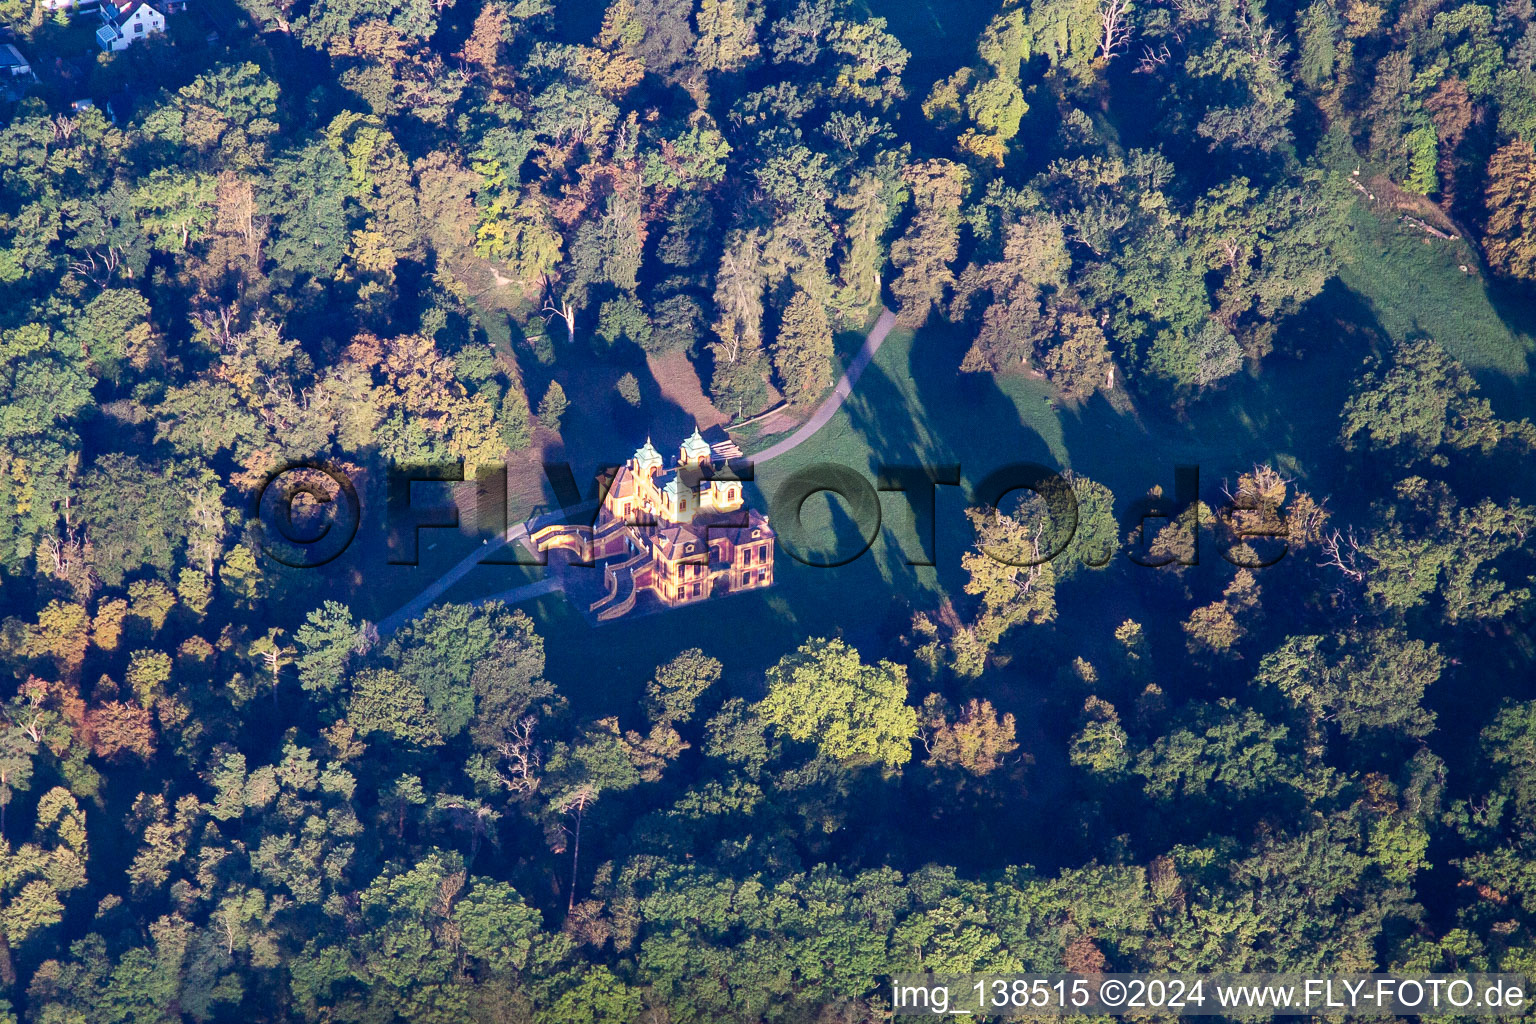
[889,160,968,327]
[544,718,647,910]
[79,455,192,587]
[695,0,760,72]
[757,638,917,768]
[615,372,642,406]
[1254,629,1444,738]
[1340,337,1516,462]
[294,601,366,694]
[347,668,444,747]
[645,649,723,727]
[1068,696,1129,778]
[959,490,1064,665]
[1133,701,1296,802]
[262,140,353,278]
[131,169,217,251]
[1351,477,1534,622]
[538,381,569,431]
[0,787,88,985]
[772,291,835,400]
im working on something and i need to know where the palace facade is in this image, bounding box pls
[531,431,776,620]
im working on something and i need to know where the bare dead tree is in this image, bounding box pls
[492,716,542,797]
[1005,525,1049,598]
[8,693,46,748]
[1098,0,1135,61]
[1165,0,1200,41]
[1219,463,1290,506]
[193,304,239,350]
[39,521,96,600]
[216,907,240,956]
[67,247,125,289]
[1218,237,1245,270]
[540,274,576,344]
[1318,527,1367,582]
[1137,42,1172,72]
[1234,0,1286,87]
[40,529,82,577]
[1290,498,1331,547]
[559,784,598,913]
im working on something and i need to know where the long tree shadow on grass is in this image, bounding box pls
[541,338,698,490]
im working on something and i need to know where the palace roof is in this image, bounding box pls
[648,508,772,561]
[681,428,711,459]
[607,466,638,501]
[633,437,661,466]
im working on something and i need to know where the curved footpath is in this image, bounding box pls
[374,501,594,637]
[750,306,897,464]
[374,306,897,635]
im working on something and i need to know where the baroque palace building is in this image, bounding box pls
[531,430,776,621]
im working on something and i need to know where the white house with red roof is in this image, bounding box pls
[96,0,184,52]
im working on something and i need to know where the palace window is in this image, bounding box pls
[758,571,767,583]
[692,584,700,597]
[743,549,752,566]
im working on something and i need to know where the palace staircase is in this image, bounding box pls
[589,547,651,621]
[528,523,593,558]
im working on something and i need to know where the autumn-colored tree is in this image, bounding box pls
[86,702,157,760]
[1064,934,1108,974]
[1183,570,1261,655]
[1485,140,1536,281]
[25,602,90,677]
[460,1,509,77]
[1040,309,1115,402]
[889,160,969,327]
[1423,78,1474,207]
[918,695,1020,774]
